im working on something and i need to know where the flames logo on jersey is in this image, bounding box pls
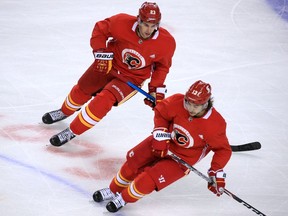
[172,130,188,145]
[171,124,194,148]
[122,48,146,69]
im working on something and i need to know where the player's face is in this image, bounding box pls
[184,98,207,117]
[138,21,158,39]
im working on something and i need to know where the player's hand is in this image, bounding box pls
[144,84,166,109]
[207,169,226,196]
[93,49,113,74]
[151,128,170,158]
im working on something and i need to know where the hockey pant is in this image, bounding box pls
[109,135,190,204]
[60,61,138,135]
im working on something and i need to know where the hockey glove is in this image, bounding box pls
[93,49,114,74]
[207,169,226,196]
[144,84,167,109]
[151,128,170,158]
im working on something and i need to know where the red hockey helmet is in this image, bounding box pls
[138,2,161,24]
[185,80,212,105]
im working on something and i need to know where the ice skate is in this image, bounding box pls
[106,193,126,213]
[93,188,115,202]
[42,109,67,124]
[50,127,75,146]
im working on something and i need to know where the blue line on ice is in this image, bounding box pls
[0,153,91,198]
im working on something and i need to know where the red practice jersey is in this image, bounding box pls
[154,94,232,171]
[90,13,176,87]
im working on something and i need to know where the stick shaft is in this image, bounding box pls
[111,71,155,102]
[126,81,155,102]
[169,153,266,216]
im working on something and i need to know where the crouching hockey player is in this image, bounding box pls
[93,80,232,213]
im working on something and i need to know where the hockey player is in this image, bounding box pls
[93,80,232,213]
[42,2,176,146]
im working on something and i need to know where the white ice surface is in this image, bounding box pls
[0,0,288,215]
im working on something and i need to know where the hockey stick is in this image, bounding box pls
[169,153,266,216]
[230,141,261,152]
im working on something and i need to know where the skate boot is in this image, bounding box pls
[42,109,67,124]
[50,127,75,146]
[106,193,126,213]
[93,188,115,202]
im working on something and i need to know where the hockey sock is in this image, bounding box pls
[121,171,156,203]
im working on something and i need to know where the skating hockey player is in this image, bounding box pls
[42,2,176,146]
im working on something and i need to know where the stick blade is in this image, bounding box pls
[230,142,261,152]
